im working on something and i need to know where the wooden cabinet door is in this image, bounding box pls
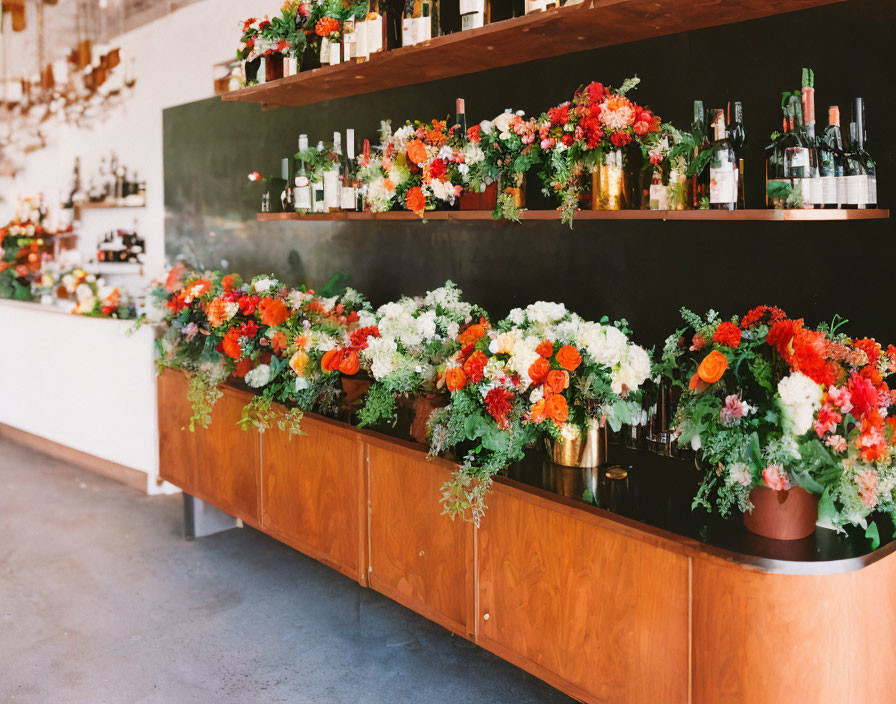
[367,443,472,636]
[259,416,365,583]
[477,484,690,704]
[157,369,197,491]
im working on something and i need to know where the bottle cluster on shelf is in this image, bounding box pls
[95,228,146,264]
[64,153,147,209]
[237,0,585,86]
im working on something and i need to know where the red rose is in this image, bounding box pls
[241,320,259,338]
[429,158,447,180]
[712,321,742,349]
[586,81,606,103]
[561,134,574,146]
[633,121,649,135]
[349,326,380,351]
[610,131,632,147]
[238,295,260,316]
[484,387,514,429]
[463,350,488,383]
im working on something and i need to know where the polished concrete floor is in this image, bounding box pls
[0,437,575,704]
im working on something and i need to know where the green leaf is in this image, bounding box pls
[816,488,838,529]
[865,521,881,550]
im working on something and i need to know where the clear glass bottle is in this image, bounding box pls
[689,100,709,209]
[312,141,326,213]
[294,134,311,213]
[341,129,358,211]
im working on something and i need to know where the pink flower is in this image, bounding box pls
[762,464,792,492]
[814,404,842,437]
[720,394,751,426]
[648,149,663,164]
[855,470,879,509]
[183,322,199,341]
[689,333,705,352]
[540,138,556,150]
[826,386,853,414]
[825,434,847,453]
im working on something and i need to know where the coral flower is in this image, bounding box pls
[445,367,467,392]
[544,394,569,425]
[222,328,244,359]
[544,369,569,396]
[206,298,237,327]
[338,350,360,375]
[535,340,554,358]
[462,351,488,383]
[528,357,551,386]
[258,298,289,327]
[762,464,791,492]
[321,349,342,373]
[406,186,426,217]
[712,321,742,349]
[406,140,427,166]
[690,350,728,390]
[556,345,582,371]
[289,351,310,377]
[458,321,487,346]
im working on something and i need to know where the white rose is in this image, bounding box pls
[253,278,276,293]
[245,364,272,388]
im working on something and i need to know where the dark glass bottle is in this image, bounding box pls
[853,97,877,208]
[728,101,746,208]
[765,95,792,208]
[688,100,710,209]
[708,109,737,210]
[819,106,845,209]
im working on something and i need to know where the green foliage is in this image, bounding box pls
[186,373,223,431]
[357,382,398,428]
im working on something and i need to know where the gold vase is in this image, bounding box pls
[590,150,625,211]
[547,420,608,468]
[499,173,526,208]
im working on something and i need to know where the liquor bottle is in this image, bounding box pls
[790,94,815,209]
[355,13,369,61]
[648,169,667,210]
[460,0,489,30]
[320,25,342,66]
[420,0,438,42]
[853,97,877,208]
[819,106,845,209]
[728,100,746,208]
[689,100,709,209]
[357,139,371,211]
[456,97,467,142]
[324,132,343,212]
[280,158,294,212]
[294,134,312,214]
[341,129,358,211]
[708,109,737,210]
[312,141,326,213]
[800,68,822,208]
[342,19,357,62]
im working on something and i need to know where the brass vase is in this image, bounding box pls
[547,420,608,468]
[590,150,626,211]
[499,173,526,209]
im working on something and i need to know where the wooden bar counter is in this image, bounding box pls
[157,369,896,703]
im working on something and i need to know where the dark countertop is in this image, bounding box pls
[499,441,896,576]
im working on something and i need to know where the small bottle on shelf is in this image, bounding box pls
[648,169,667,210]
[402,0,418,46]
[819,106,845,209]
[708,109,737,210]
[342,19,357,62]
[688,100,709,209]
[800,68,823,209]
[460,0,489,30]
[765,95,791,208]
[853,97,877,208]
[341,129,358,211]
[455,97,467,141]
[728,100,746,208]
[312,141,326,213]
[325,132,343,212]
[365,0,388,55]
[294,134,312,213]
[280,157,293,212]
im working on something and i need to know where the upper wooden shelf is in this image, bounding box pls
[74,202,146,211]
[258,208,889,222]
[223,0,844,108]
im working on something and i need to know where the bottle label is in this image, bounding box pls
[709,166,736,204]
[341,186,356,210]
[787,148,809,176]
[649,184,668,210]
[367,15,383,53]
[836,176,847,206]
[342,36,356,62]
[461,13,484,30]
[320,37,330,64]
[795,178,813,208]
[295,177,311,210]
[323,170,340,209]
[355,19,369,59]
[846,175,867,205]
[416,16,430,42]
[312,185,325,212]
[822,175,837,205]
[868,176,877,206]
[459,0,484,12]
[526,0,546,11]
[329,41,342,65]
[402,17,414,46]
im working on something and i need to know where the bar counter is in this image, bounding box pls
[157,369,896,704]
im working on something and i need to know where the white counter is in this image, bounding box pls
[0,299,175,495]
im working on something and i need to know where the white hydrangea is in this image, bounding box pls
[508,335,542,388]
[287,290,310,310]
[611,344,651,395]
[245,364,271,388]
[445,321,460,339]
[525,301,567,325]
[506,307,525,326]
[430,178,457,204]
[356,310,378,329]
[578,323,628,369]
[253,278,276,293]
[727,463,753,487]
[415,309,437,342]
[362,336,399,380]
[778,372,824,436]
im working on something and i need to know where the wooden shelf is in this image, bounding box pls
[258,208,889,222]
[74,202,146,211]
[223,0,844,108]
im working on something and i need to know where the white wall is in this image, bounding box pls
[1,0,283,278]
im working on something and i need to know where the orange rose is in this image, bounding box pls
[545,369,569,396]
[695,349,728,384]
[406,186,426,216]
[321,349,342,372]
[289,351,310,377]
[445,367,467,392]
[258,298,289,327]
[544,394,569,425]
[536,340,554,358]
[529,399,547,424]
[338,350,360,375]
[528,357,550,385]
[269,331,288,355]
[406,139,427,165]
[556,345,582,371]
[458,322,486,346]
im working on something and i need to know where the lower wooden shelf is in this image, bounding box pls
[157,369,896,704]
[257,208,890,222]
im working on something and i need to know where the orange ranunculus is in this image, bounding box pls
[556,345,582,371]
[544,394,569,425]
[289,351,310,377]
[458,322,486,346]
[206,297,235,328]
[528,357,551,386]
[536,340,554,358]
[338,350,360,375]
[696,349,728,384]
[269,331,288,355]
[406,186,426,216]
[321,349,342,372]
[258,297,289,327]
[293,334,308,350]
[222,328,243,359]
[406,139,427,165]
[445,367,467,392]
[529,399,547,424]
[545,369,569,396]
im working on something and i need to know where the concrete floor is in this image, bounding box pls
[0,437,575,704]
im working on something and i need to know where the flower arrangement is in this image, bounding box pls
[464,110,539,221]
[535,77,661,225]
[428,301,651,523]
[0,214,49,301]
[44,268,135,318]
[660,306,896,538]
[238,4,307,67]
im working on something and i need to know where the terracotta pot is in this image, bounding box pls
[408,394,447,445]
[459,182,497,211]
[743,486,818,541]
[341,376,371,404]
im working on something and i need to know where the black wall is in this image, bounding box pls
[163,0,895,349]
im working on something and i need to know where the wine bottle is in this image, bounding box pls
[312,141,326,213]
[709,109,737,210]
[341,129,358,211]
[854,97,877,208]
[648,169,667,210]
[819,106,845,209]
[460,0,489,30]
[280,157,293,212]
[800,68,823,208]
[342,18,357,62]
[689,100,709,209]
[324,132,342,212]
[765,95,792,208]
[785,95,813,209]
[364,0,388,55]
[402,0,418,46]
[456,97,467,142]
[728,100,746,208]
[294,134,312,213]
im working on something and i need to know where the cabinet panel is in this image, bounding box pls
[157,369,197,491]
[368,444,471,635]
[260,416,364,582]
[477,485,690,704]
